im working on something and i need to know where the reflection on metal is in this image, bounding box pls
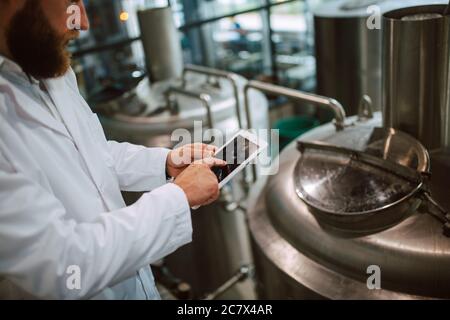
[383,5,450,150]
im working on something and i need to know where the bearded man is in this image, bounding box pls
[0,0,224,300]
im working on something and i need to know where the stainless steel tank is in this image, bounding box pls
[382,3,450,237]
[313,0,445,116]
[247,115,450,299]
[245,79,450,299]
[138,7,184,82]
[383,4,450,150]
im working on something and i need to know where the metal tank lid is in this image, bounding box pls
[312,0,448,18]
[256,113,450,298]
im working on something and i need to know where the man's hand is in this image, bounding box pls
[166,143,218,178]
[174,158,226,208]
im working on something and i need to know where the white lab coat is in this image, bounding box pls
[0,56,192,299]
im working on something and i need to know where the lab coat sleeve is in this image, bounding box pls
[106,140,171,192]
[65,68,171,193]
[0,152,192,300]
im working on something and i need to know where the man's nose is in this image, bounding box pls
[79,1,90,31]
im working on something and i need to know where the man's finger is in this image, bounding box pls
[204,144,217,153]
[195,157,227,168]
[192,145,217,160]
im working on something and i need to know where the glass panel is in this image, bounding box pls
[180,0,266,23]
[70,0,181,99]
[198,11,272,80]
[71,0,315,101]
[270,1,316,91]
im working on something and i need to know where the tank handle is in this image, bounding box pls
[358,95,374,121]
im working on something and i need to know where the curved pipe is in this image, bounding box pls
[182,64,243,129]
[244,80,347,131]
[243,80,347,182]
[166,87,214,129]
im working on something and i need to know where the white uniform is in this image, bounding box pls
[0,55,192,299]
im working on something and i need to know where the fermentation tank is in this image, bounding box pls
[383,4,450,150]
[247,109,450,299]
[91,7,270,299]
[314,0,446,116]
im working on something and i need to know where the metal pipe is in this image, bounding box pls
[244,80,346,131]
[202,265,253,300]
[244,80,346,182]
[166,87,214,129]
[182,64,244,129]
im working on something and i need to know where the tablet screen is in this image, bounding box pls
[212,135,259,183]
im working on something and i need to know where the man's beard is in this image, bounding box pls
[6,0,79,79]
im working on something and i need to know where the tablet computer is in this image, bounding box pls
[191,130,267,210]
[212,130,268,189]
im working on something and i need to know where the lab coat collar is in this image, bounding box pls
[0,57,106,190]
[0,54,39,85]
[45,77,107,191]
[0,68,72,140]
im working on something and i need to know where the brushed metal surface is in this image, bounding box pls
[314,0,386,115]
[383,5,450,150]
[314,0,447,117]
[247,113,450,299]
[138,7,184,82]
